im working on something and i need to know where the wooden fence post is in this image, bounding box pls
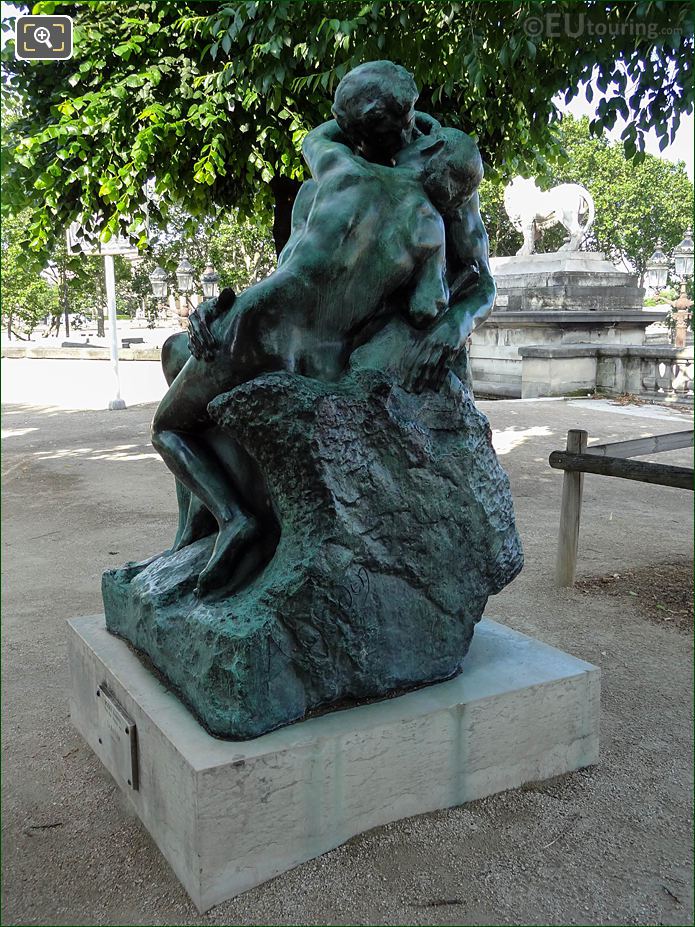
[555,429,588,587]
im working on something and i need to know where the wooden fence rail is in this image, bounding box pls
[549,428,694,586]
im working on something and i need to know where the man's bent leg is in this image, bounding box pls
[151,356,259,594]
[161,332,217,550]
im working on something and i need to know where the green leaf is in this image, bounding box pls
[2,0,692,269]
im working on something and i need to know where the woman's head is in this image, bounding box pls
[418,128,484,214]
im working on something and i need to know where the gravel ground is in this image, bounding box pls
[1,359,693,926]
[576,562,694,632]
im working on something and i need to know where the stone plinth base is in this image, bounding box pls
[68,615,599,913]
[489,251,643,312]
[471,309,668,398]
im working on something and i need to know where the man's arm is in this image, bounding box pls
[302,119,356,179]
[404,243,449,328]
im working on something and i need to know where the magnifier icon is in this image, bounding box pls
[33,25,53,48]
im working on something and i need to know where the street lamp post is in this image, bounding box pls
[673,227,694,280]
[175,258,196,327]
[149,260,220,328]
[201,263,220,300]
[149,265,169,300]
[644,239,670,293]
[671,228,694,349]
[644,233,694,349]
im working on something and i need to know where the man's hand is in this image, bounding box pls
[187,287,235,362]
[402,315,468,393]
[188,303,217,362]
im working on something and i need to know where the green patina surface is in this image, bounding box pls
[103,61,522,739]
[104,369,522,739]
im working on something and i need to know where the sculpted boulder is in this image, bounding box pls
[103,369,523,739]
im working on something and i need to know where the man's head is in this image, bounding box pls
[332,60,418,164]
[400,128,484,215]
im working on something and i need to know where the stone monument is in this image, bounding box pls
[68,62,599,910]
[503,175,595,255]
[470,176,667,398]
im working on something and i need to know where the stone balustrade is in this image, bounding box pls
[518,343,694,402]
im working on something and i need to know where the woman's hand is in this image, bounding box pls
[188,302,218,362]
[413,111,442,138]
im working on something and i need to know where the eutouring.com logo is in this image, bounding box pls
[523,12,679,39]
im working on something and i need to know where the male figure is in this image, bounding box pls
[328,60,496,391]
[153,119,482,595]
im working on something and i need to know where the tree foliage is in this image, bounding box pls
[142,206,276,293]
[1,210,59,337]
[124,206,276,323]
[2,1,693,265]
[480,116,694,282]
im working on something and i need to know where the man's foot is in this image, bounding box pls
[116,552,167,581]
[195,514,259,597]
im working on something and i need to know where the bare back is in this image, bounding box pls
[215,154,445,380]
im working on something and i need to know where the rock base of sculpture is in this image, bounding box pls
[103,370,523,739]
[68,613,600,912]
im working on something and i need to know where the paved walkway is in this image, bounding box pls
[2,357,693,926]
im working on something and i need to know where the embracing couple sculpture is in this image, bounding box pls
[105,58,521,738]
[153,60,496,597]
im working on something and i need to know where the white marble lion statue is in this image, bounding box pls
[503,176,595,256]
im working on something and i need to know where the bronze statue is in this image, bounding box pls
[104,61,521,739]
[154,61,495,596]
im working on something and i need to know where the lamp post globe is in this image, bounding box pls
[175,258,195,294]
[644,239,669,292]
[148,266,169,299]
[201,263,220,299]
[673,228,694,281]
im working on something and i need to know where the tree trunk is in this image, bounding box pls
[270,176,301,256]
[61,256,70,339]
[96,303,105,337]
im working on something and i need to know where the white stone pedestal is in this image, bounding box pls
[68,615,599,912]
[470,251,668,398]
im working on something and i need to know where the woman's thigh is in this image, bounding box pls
[153,354,238,433]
